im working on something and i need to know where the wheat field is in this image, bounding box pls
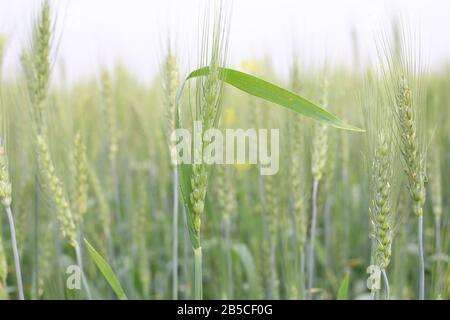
[0,1,448,300]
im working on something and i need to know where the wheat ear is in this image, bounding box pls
[396,77,426,299]
[0,143,24,299]
[163,47,179,300]
[308,77,328,299]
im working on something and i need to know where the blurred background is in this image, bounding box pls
[1,0,450,83]
[0,0,448,301]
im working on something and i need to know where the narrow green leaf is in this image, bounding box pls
[337,272,350,300]
[186,67,364,132]
[178,164,200,249]
[175,110,200,250]
[84,239,128,300]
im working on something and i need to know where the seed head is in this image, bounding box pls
[72,131,88,226]
[163,49,179,158]
[190,164,208,233]
[312,78,329,182]
[102,70,118,163]
[0,145,12,208]
[371,133,394,269]
[396,77,426,216]
[36,135,77,248]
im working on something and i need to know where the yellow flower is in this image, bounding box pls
[223,108,236,126]
[240,60,259,73]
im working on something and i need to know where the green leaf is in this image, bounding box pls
[175,110,200,250]
[186,67,364,132]
[175,66,363,250]
[178,164,200,249]
[337,272,350,300]
[84,239,128,300]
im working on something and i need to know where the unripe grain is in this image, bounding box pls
[36,134,77,248]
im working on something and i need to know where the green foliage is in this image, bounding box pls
[186,67,363,132]
[337,272,350,300]
[84,239,127,300]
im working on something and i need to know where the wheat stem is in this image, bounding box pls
[172,168,179,300]
[299,251,306,298]
[223,216,233,299]
[75,238,92,300]
[434,217,441,257]
[418,215,425,300]
[269,242,278,299]
[382,269,390,300]
[181,205,190,299]
[51,216,64,295]
[307,178,319,299]
[0,143,24,299]
[323,194,332,268]
[193,246,203,300]
[5,206,24,300]
[33,176,40,299]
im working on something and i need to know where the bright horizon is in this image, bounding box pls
[1,0,450,83]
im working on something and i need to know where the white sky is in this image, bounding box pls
[1,0,449,83]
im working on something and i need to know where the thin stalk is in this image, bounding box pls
[107,159,122,276]
[280,212,293,298]
[369,239,378,300]
[323,194,332,268]
[51,217,63,296]
[5,206,24,300]
[307,178,319,299]
[382,269,390,300]
[343,169,350,263]
[193,246,202,300]
[418,215,425,300]
[299,251,305,299]
[292,225,300,298]
[172,168,178,300]
[182,205,190,299]
[112,158,121,220]
[269,241,278,299]
[434,216,442,296]
[224,216,233,299]
[75,239,92,300]
[369,255,378,300]
[109,159,120,269]
[34,175,39,299]
[435,217,441,257]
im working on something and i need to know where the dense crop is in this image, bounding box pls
[0,1,448,300]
